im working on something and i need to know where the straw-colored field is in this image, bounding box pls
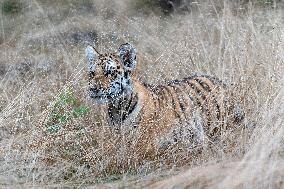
[0,0,283,188]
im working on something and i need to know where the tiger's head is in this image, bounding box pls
[85,43,137,103]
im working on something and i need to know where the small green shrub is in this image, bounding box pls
[45,88,90,134]
[1,0,22,15]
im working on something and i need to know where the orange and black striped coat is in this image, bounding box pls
[85,43,244,158]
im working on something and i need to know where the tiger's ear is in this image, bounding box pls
[85,45,98,72]
[118,43,137,70]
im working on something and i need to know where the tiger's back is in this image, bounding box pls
[132,74,241,154]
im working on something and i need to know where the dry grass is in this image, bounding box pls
[0,0,283,188]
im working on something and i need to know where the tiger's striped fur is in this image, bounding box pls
[85,43,244,157]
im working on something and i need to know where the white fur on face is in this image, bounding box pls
[108,73,133,97]
[105,59,117,74]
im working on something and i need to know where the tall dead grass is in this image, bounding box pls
[0,0,283,188]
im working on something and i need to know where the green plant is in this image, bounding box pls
[1,0,22,14]
[45,89,90,134]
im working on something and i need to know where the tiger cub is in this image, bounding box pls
[85,43,244,157]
